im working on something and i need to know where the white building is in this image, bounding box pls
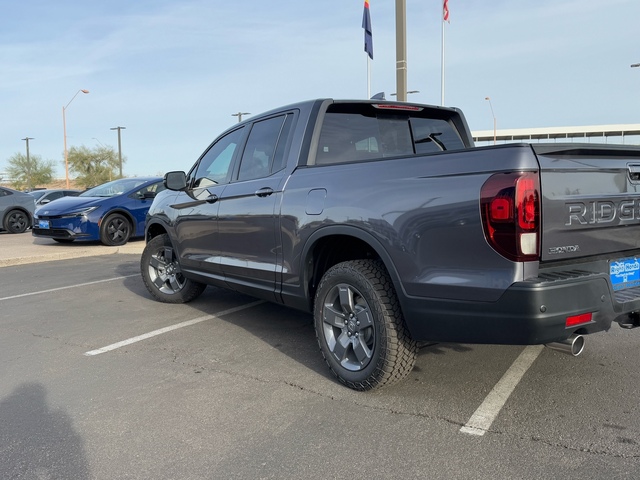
[472,124,640,146]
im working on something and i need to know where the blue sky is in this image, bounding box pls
[1,0,639,178]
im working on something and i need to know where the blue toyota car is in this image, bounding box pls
[32,177,163,246]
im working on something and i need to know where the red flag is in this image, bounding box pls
[362,0,373,59]
[443,0,450,23]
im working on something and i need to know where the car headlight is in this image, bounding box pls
[60,206,100,218]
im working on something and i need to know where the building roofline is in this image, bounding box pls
[472,124,640,142]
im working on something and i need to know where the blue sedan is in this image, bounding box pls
[32,177,164,246]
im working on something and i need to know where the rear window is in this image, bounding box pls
[314,104,466,165]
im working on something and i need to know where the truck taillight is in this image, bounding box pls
[481,172,540,262]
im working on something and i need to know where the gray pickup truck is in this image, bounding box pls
[141,99,640,390]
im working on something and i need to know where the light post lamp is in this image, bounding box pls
[110,126,126,177]
[22,137,34,191]
[631,63,640,68]
[63,89,89,188]
[485,96,497,145]
[232,112,250,123]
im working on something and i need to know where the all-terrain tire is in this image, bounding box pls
[314,259,418,391]
[140,233,206,303]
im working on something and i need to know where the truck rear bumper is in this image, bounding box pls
[401,273,640,345]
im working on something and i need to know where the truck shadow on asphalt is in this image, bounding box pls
[118,261,475,387]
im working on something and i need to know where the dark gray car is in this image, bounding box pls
[0,186,36,234]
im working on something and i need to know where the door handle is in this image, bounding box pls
[206,194,218,204]
[255,187,274,198]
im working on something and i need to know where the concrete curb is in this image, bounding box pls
[0,241,144,268]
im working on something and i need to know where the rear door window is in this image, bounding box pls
[237,114,293,181]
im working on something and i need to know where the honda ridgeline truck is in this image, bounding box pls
[141,99,640,390]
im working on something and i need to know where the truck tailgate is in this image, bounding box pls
[535,144,640,263]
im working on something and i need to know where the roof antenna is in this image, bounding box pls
[370,92,385,100]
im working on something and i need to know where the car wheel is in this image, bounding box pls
[100,213,131,246]
[3,209,29,234]
[140,233,206,303]
[314,259,418,391]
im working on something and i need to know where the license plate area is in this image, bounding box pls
[38,219,50,229]
[610,257,640,291]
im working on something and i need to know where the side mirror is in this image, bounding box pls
[39,199,51,205]
[164,171,187,191]
[143,191,156,200]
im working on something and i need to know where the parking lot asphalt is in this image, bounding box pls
[2,230,640,478]
[0,230,144,267]
[2,255,640,479]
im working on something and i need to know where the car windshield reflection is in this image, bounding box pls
[80,179,148,198]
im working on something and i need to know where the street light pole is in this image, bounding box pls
[63,89,89,188]
[485,96,497,145]
[110,126,126,177]
[395,0,407,102]
[231,112,250,123]
[22,137,34,191]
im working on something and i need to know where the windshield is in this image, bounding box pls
[28,191,47,200]
[80,178,150,197]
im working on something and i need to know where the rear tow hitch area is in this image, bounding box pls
[619,311,640,329]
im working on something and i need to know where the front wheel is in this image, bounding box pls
[100,213,131,246]
[314,260,418,391]
[3,209,30,234]
[140,234,206,303]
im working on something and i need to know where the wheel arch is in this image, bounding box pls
[300,225,404,310]
[3,207,33,226]
[0,205,33,230]
[100,208,136,231]
[145,220,169,242]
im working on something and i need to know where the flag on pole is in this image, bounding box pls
[443,0,450,23]
[362,0,373,59]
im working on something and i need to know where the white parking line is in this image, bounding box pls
[460,345,544,436]
[84,300,265,356]
[0,275,139,302]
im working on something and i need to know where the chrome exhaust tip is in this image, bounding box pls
[545,334,585,357]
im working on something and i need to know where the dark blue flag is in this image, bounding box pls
[362,1,373,59]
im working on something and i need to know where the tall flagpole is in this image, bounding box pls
[363,0,374,99]
[441,0,449,106]
[367,57,371,99]
[441,20,445,105]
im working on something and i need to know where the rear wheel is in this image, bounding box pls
[314,259,418,391]
[140,234,206,303]
[3,209,30,234]
[100,213,131,246]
